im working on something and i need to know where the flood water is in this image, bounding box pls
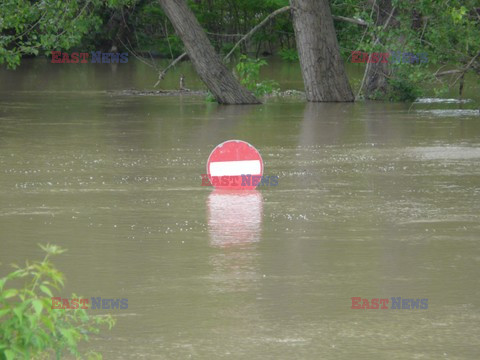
[1,59,480,359]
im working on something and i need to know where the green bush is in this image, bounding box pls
[384,76,422,102]
[278,48,298,62]
[0,244,115,360]
[205,91,216,102]
[235,55,279,97]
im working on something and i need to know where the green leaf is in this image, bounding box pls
[6,269,26,280]
[39,285,53,297]
[0,308,10,319]
[41,315,55,332]
[13,306,23,321]
[4,349,15,360]
[60,328,76,347]
[38,243,66,255]
[2,288,18,299]
[32,299,43,315]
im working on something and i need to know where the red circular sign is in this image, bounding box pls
[207,140,263,190]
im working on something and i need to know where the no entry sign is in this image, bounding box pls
[207,140,263,190]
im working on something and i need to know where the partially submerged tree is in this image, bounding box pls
[158,0,260,104]
[290,0,354,102]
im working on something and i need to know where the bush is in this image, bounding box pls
[205,91,216,102]
[235,55,279,97]
[278,48,298,62]
[0,244,115,359]
[386,76,422,102]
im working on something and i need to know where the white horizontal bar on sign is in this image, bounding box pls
[209,160,261,177]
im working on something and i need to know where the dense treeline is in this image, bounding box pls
[1,0,479,101]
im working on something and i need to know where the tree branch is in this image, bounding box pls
[224,6,291,61]
[332,15,367,26]
[435,69,462,76]
[154,52,188,87]
[118,36,157,70]
[206,32,244,37]
[451,50,480,86]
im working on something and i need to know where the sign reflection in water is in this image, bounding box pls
[207,190,263,247]
[206,190,264,294]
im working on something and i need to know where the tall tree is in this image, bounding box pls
[290,0,354,102]
[158,0,260,105]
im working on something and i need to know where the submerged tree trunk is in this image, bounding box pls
[158,0,260,104]
[363,0,397,99]
[290,0,354,102]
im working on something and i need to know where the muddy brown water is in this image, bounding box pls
[1,58,479,359]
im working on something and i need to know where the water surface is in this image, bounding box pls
[1,59,479,359]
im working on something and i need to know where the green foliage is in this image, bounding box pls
[0,0,103,69]
[205,55,280,101]
[367,63,427,102]
[386,76,423,102]
[205,91,217,102]
[254,80,281,97]
[125,2,183,56]
[433,84,449,98]
[220,42,236,57]
[278,48,298,62]
[159,35,184,58]
[344,0,480,101]
[235,55,279,97]
[450,6,468,25]
[0,244,115,359]
[236,56,267,90]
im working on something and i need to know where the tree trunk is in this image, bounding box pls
[364,0,397,99]
[364,57,391,99]
[158,0,260,104]
[290,0,354,102]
